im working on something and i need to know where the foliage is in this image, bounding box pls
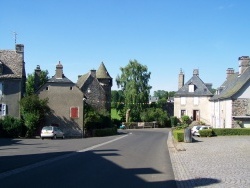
[84,104,112,131]
[153,90,176,100]
[93,127,117,137]
[26,69,49,96]
[172,129,184,142]
[111,90,124,111]
[111,108,122,120]
[116,59,152,122]
[199,129,213,137]
[212,128,250,136]
[140,108,169,127]
[170,116,178,127]
[0,116,23,138]
[20,95,50,137]
[181,115,191,124]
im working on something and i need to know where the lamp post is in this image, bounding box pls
[83,97,87,138]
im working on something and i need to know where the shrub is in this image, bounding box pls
[181,115,191,124]
[199,129,213,137]
[93,127,117,137]
[0,116,23,138]
[173,129,184,142]
[170,116,178,127]
[212,128,250,136]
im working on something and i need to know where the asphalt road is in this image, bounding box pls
[0,129,176,188]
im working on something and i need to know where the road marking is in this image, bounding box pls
[0,134,128,180]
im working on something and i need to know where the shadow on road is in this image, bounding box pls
[0,147,221,188]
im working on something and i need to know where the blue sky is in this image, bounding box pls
[1,0,250,94]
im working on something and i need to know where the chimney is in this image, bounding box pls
[90,69,96,78]
[15,44,24,61]
[226,68,234,79]
[238,56,250,75]
[55,61,63,79]
[178,69,184,90]
[193,69,199,76]
[34,65,41,90]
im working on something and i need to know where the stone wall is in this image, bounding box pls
[232,98,250,128]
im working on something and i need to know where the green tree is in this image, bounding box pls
[140,108,169,127]
[116,60,151,121]
[26,70,49,96]
[20,95,50,137]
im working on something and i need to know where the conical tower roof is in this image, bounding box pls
[96,62,112,79]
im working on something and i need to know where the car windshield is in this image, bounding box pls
[196,126,201,130]
[42,126,53,131]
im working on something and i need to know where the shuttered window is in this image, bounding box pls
[70,107,79,118]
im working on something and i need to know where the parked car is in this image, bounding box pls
[41,126,64,139]
[191,125,202,135]
[193,125,212,136]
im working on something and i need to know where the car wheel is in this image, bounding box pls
[62,135,65,139]
[53,135,57,139]
[41,137,44,140]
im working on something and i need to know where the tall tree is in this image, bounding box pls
[26,70,49,96]
[116,60,151,121]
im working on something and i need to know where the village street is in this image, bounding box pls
[0,129,176,188]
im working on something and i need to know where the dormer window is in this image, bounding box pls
[189,84,195,92]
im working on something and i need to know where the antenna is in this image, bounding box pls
[13,31,17,44]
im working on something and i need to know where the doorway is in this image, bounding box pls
[193,110,200,121]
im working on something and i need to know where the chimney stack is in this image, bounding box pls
[56,61,63,79]
[90,69,96,78]
[15,44,24,61]
[178,69,184,90]
[226,68,234,79]
[193,69,199,76]
[34,65,41,91]
[238,56,250,75]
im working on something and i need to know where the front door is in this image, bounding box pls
[193,110,200,121]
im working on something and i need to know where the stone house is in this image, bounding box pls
[210,56,250,128]
[76,62,112,113]
[174,69,214,124]
[36,62,84,137]
[0,44,26,118]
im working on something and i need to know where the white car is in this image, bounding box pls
[193,125,212,136]
[41,126,64,139]
[191,125,202,135]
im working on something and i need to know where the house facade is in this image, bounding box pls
[76,62,112,113]
[210,56,250,128]
[36,62,84,137]
[174,69,213,124]
[0,44,26,118]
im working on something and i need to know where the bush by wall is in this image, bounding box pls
[170,116,178,127]
[173,129,184,142]
[0,116,23,138]
[212,128,250,136]
[93,127,117,137]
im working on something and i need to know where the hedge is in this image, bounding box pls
[93,127,117,137]
[173,129,184,142]
[212,128,250,136]
[199,129,213,137]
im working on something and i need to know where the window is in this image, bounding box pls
[194,97,199,105]
[70,107,79,118]
[181,110,186,117]
[180,97,186,105]
[189,84,194,92]
[0,103,6,116]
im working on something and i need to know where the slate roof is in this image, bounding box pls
[175,74,213,97]
[96,62,112,79]
[48,75,73,83]
[210,67,250,101]
[0,50,25,79]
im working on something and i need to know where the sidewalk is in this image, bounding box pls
[167,132,250,188]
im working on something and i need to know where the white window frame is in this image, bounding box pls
[180,97,186,105]
[194,97,199,105]
[189,84,194,92]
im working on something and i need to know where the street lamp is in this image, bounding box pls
[83,97,87,138]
